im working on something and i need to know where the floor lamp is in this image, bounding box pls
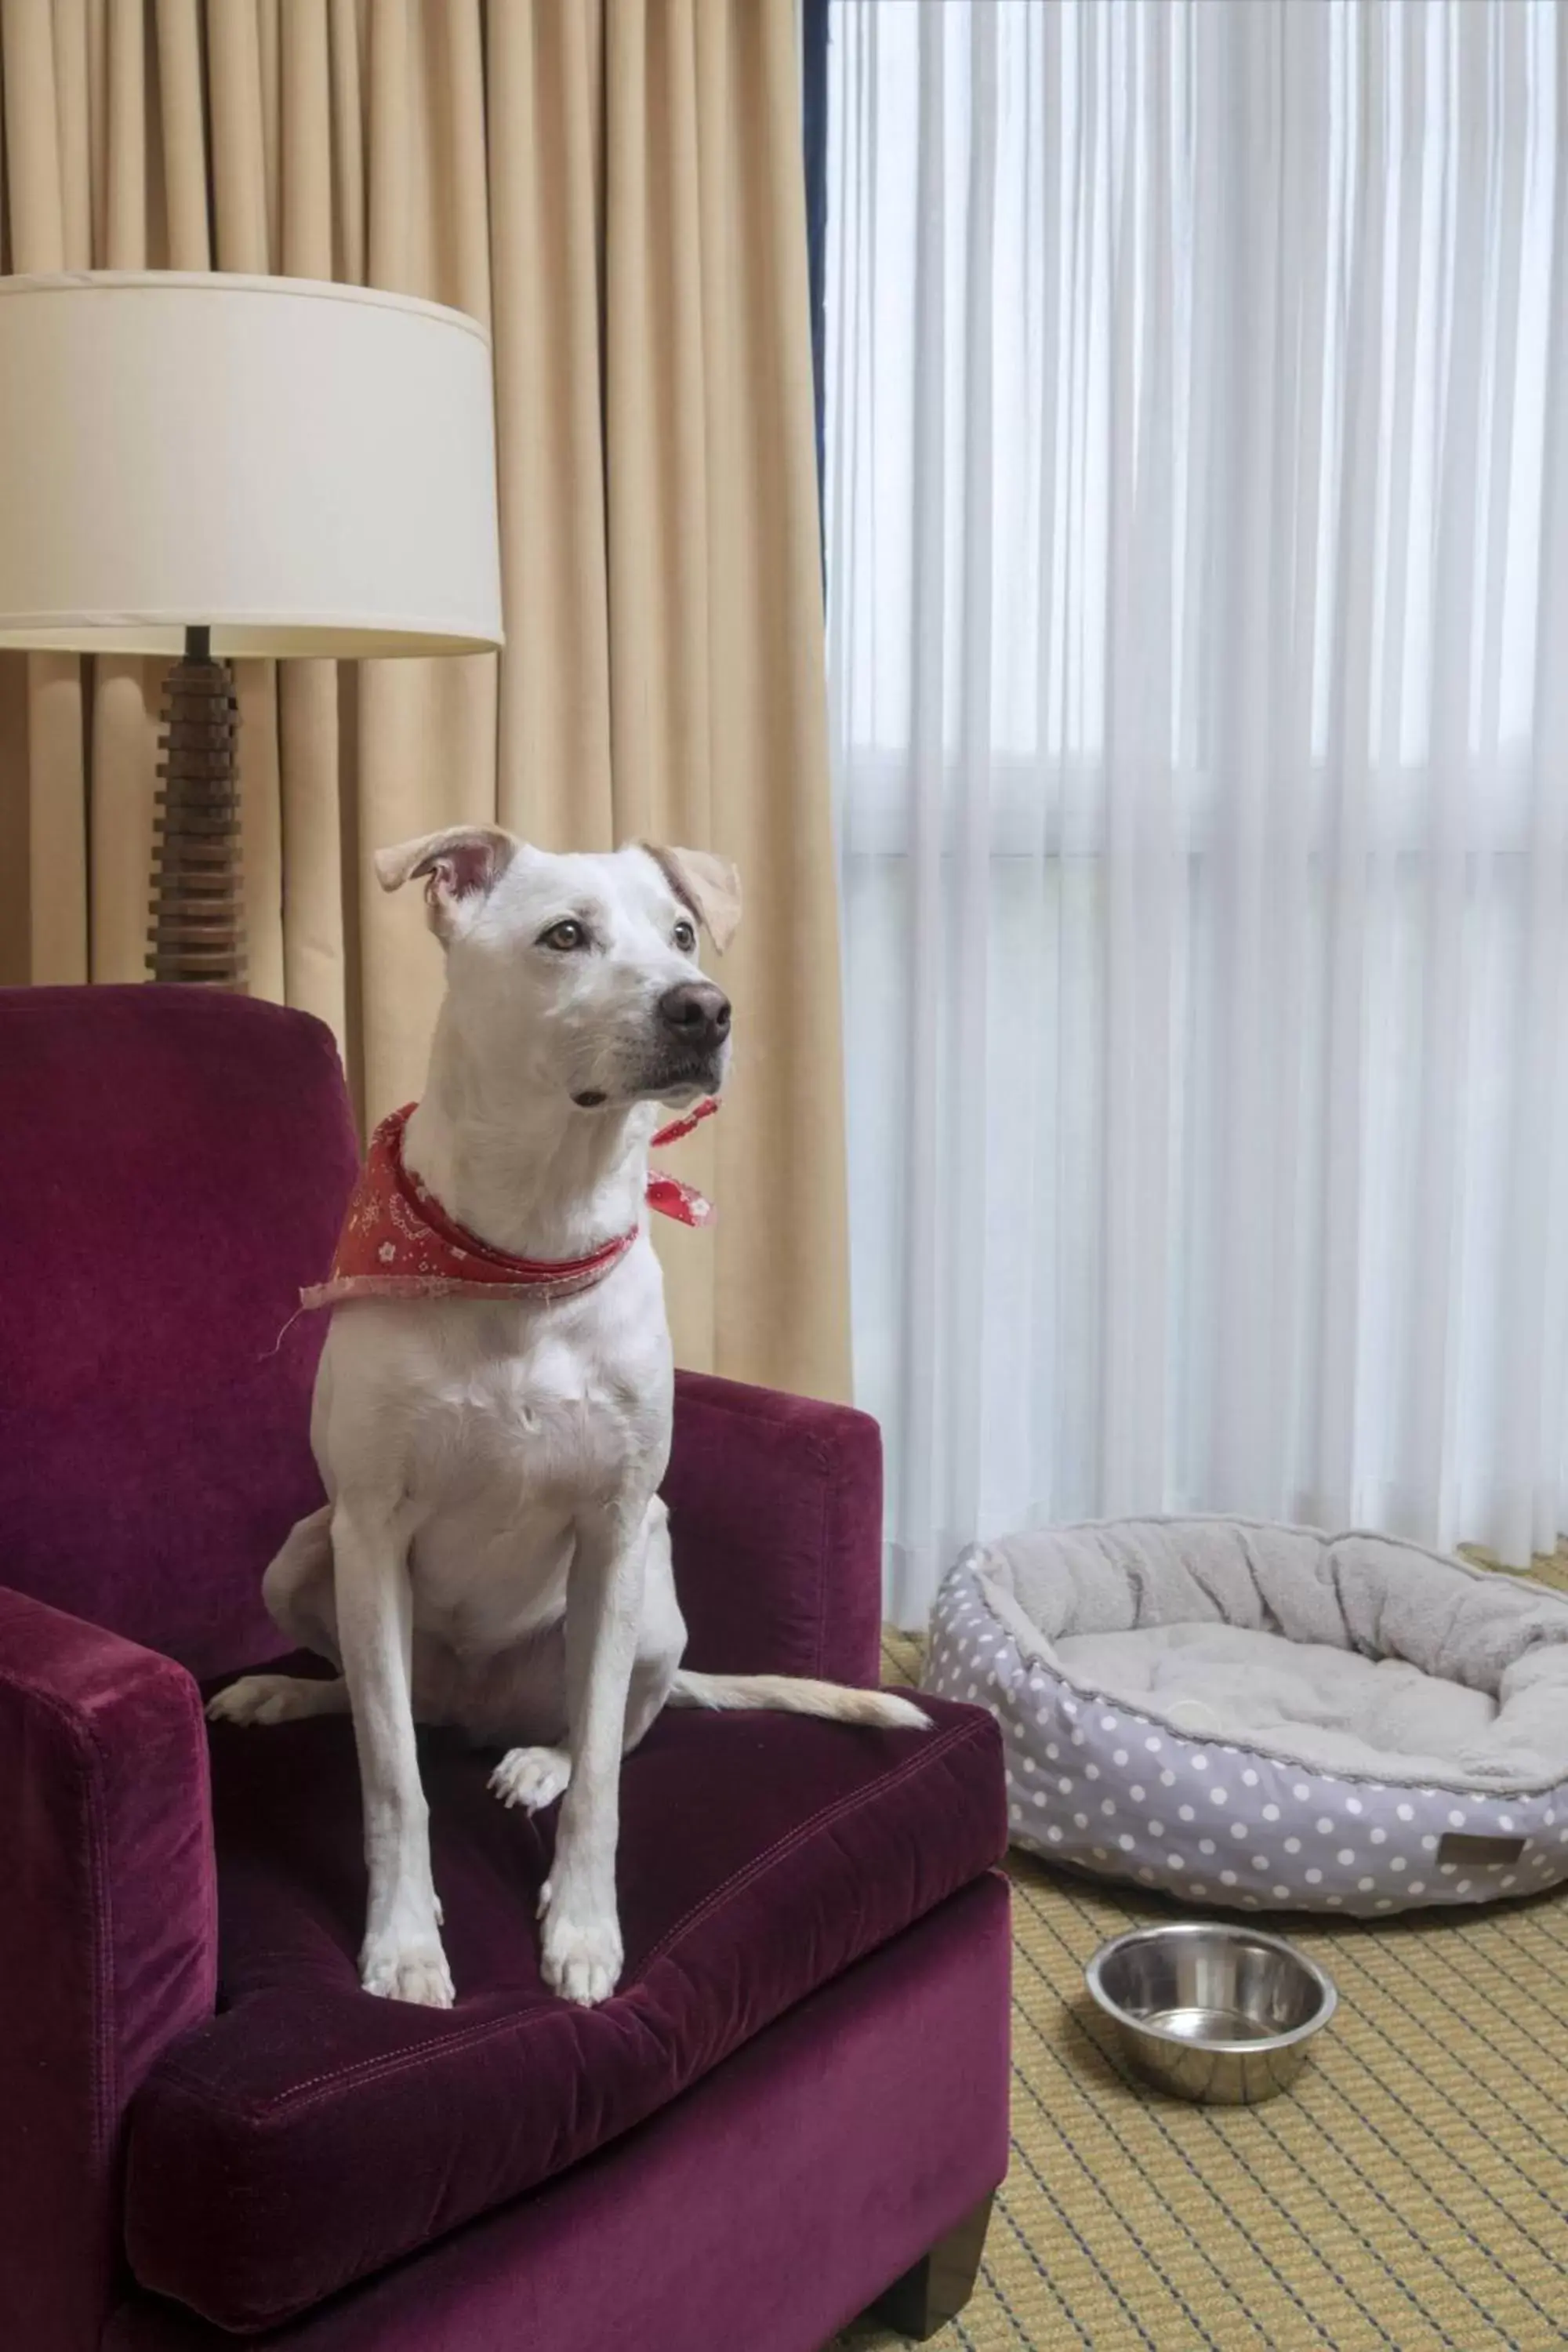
[0,272,503,987]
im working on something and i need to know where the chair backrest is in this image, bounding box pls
[0,986,359,1679]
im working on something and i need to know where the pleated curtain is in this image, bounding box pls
[829,0,1568,1617]
[0,0,851,1401]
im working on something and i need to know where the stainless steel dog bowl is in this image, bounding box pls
[1085,1922,1338,2105]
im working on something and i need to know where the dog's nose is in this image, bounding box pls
[658,980,731,1047]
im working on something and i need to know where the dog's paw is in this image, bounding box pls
[206,1674,336,1728]
[538,1891,623,2007]
[359,1928,454,2009]
[490,1745,572,1813]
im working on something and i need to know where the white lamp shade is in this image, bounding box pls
[0,272,503,658]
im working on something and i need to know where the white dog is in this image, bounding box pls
[209,829,924,2011]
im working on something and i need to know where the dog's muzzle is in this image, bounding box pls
[639,981,731,1094]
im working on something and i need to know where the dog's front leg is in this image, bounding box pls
[539,1499,648,2006]
[333,1497,452,2009]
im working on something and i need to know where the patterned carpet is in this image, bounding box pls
[832,1602,1568,2352]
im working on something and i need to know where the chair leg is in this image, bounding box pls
[865,2191,995,2341]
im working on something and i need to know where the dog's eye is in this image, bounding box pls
[673,918,698,953]
[539,919,587,953]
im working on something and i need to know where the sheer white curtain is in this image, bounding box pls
[826,0,1568,1624]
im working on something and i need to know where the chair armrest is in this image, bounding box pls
[0,1584,216,2352]
[665,1370,884,1687]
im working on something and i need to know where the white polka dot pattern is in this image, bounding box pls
[922,1548,1568,1916]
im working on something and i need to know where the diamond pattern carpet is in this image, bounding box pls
[829,1602,1568,2352]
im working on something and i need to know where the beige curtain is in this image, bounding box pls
[0,0,850,1401]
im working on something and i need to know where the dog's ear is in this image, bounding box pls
[643,845,742,954]
[375,826,521,938]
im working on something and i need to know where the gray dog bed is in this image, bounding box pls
[924,1519,1568,1915]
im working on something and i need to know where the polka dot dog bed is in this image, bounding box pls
[924,1519,1568,1915]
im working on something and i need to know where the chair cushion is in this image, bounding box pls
[125,1690,1004,2332]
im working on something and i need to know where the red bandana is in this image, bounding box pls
[300,1098,717,1312]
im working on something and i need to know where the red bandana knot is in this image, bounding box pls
[300,1097,719,1312]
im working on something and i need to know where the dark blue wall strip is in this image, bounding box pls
[803,0,829,574]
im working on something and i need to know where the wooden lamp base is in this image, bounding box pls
[146,624,247,988]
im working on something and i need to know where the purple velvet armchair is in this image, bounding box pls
[0,987,1009,2352]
